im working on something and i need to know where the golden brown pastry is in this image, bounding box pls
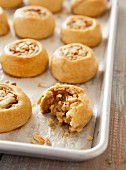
[0,7,9,36]
[0,0,22,8]
[28,0,63,13]
[61,15,102,47]
[0,83,32,133]
[51,43,98,84]
[71,0,107,17]
[38,83,92,132]
[1,39,49,77]
[13,6,55,39]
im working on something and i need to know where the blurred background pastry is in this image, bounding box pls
[0,7,9,36]
[61,15,102,47]
[13,6,55,39]
[71,0,107,17]
[28,0,63,13]
[0,0,23,8]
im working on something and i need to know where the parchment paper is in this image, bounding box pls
[0,0,110,150]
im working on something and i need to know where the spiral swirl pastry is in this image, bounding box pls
[13,6,55,39]
[1,39,49,77]
[0,83,32,133]
[51,43,98,83]
[61,15,102,47]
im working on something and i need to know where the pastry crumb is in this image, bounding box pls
[87,136,93,141]
[62,130,70,138]
[48,118,55,127]
[33,133,45,145]
[31,133,52,146]
[31,138,37,144]
[45,138,51,145]
[38,83,43,88]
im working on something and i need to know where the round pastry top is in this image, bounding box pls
[15,6,50,19]
[58,44,90,60]
[65,16,93,30]
[6,39,40,57]
[0,84,18,110]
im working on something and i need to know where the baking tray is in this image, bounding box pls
[0,0,118,161]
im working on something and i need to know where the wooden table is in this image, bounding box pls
[0,0,126,169]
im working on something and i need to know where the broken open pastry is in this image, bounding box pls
[0,7,9,36]
[0,0,22,8]
[1,39,49,77]
[13,6,55,39]
[0,83,32,133]
[71,0,107,17]
[51,43,98,83]
[38,84,92,132]
[61,15,102,47]
[28,0,63,13]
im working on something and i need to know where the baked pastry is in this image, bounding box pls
[0,83,32,133]
[38,83,92,132]
[28,0,63,13]
[71,0,107,17]
[0,7,9,36]
[51,43,98,83]
[0,0,22,8]
[61,15,102,47]
[13,6,55,39]
[1,39,49,77]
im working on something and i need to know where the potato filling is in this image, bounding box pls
[67,17,92,30]
[59,44,89,60]
[9,41,39,57]
[42,86,80,126]
[0,86,18,109]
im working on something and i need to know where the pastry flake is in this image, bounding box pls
[38,84,92,132]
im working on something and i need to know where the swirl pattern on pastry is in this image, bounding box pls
[38,83,92,132]
[0,83,32,133]
[1,39,49,77]
[51,43,98,83]
[13,6,55,39]
[59,43,89,60]
[61,15,102,47]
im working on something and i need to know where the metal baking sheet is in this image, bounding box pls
[0,0,118,161]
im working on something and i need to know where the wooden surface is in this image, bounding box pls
[0,0,126,169]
